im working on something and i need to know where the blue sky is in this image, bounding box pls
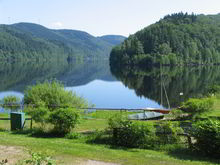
[0,0,219,36]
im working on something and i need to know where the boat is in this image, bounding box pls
[128,111,164,120]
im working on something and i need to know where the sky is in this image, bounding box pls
[0,0,219,37]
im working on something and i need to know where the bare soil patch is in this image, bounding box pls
[0,145,25,165]
[80,160,119,165]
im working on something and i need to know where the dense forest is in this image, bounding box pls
[0,23,125,61]
[110,13,220,67]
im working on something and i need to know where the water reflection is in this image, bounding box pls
[2,60,220,109]
[110,65,220,108]
[0,60,115,92]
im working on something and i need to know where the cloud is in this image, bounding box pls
[52,21,63,28]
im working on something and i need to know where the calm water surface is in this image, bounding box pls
[0,60,163,109]
[1,60,220,110]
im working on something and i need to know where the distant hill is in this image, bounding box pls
[98,35,126,45]
[0,22,126,61]
[110,13,220,67]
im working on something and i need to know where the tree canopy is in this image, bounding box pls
[110,13,220,66]
[0,23,126,61]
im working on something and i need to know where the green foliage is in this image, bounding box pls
[110,13,220,66]
[191,119,220,158]
[2,95,21,111]
[108,114,157,148]
[207,85,220,95]
[0,23,125,61]
[156,122,184,144]
[21,152,56,165]
[49,108,80,134]
[24,81,87,134]
[24,81,87,109]
[65,132,81,139]
[181,98,214,118]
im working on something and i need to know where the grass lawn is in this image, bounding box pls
[0,131,219,165]
[210,95,220,116]
[0,110,219,165]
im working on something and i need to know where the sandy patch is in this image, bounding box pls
[0,145,25,165]
[79,160,119,165]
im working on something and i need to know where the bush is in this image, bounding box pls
[180,98,214,118]
[22,151,56,165]
[49,108,80,134]
[156,122,184,144]
[65,132,81,139]
[24,81,88,134]
[191,119,220,158]
[2,95,21,111]
[207,84,220,95]
[24,81,87,109]
[108,114,157,148]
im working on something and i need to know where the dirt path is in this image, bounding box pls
[80,160,119,165]
[0,145,25,165]
[0,145,120,165]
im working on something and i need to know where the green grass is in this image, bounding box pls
[0,109,219,164]
[0,131,219,165]
[210,95,220,116]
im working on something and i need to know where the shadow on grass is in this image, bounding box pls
[167,147,220,164]
[11,128,66,138]
[85,131,141,152]
[86,130,220,163]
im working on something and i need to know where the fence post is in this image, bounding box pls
[30,118,33,130]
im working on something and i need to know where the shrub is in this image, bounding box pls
[24,81,88,134]
[24,81,87,109]
[156,122,184,144]
[2,95,21,111]
[191,119,220,158]
[207,84,220,95]
[65,132,81,139]
[108,114,157,148]
[21,152,56,165]
[180,98,214,118]
[49,108,80,134]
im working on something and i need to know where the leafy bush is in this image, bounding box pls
[65,132,81,139]
[207,84,220,95]
[191,119,220,158]
[2,95,21,111]
[21,152,56,165]
[180,98,213,118]
[24,81,88,134]
[108,114,157,148]
[156,122,184,144]
[24,81,87,109]
[49,108,80,134]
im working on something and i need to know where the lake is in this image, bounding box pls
[0,60,220,110]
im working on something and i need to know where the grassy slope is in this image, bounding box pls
[0,131,219,165]
[0,110,220,165]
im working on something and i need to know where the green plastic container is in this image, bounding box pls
[10,112,25,131]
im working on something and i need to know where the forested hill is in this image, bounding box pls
[0,23,126,61]
[110,13,220,67]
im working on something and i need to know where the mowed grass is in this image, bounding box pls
[0,108,219,164]
[0,131,219,165]
[211,95,220,116]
